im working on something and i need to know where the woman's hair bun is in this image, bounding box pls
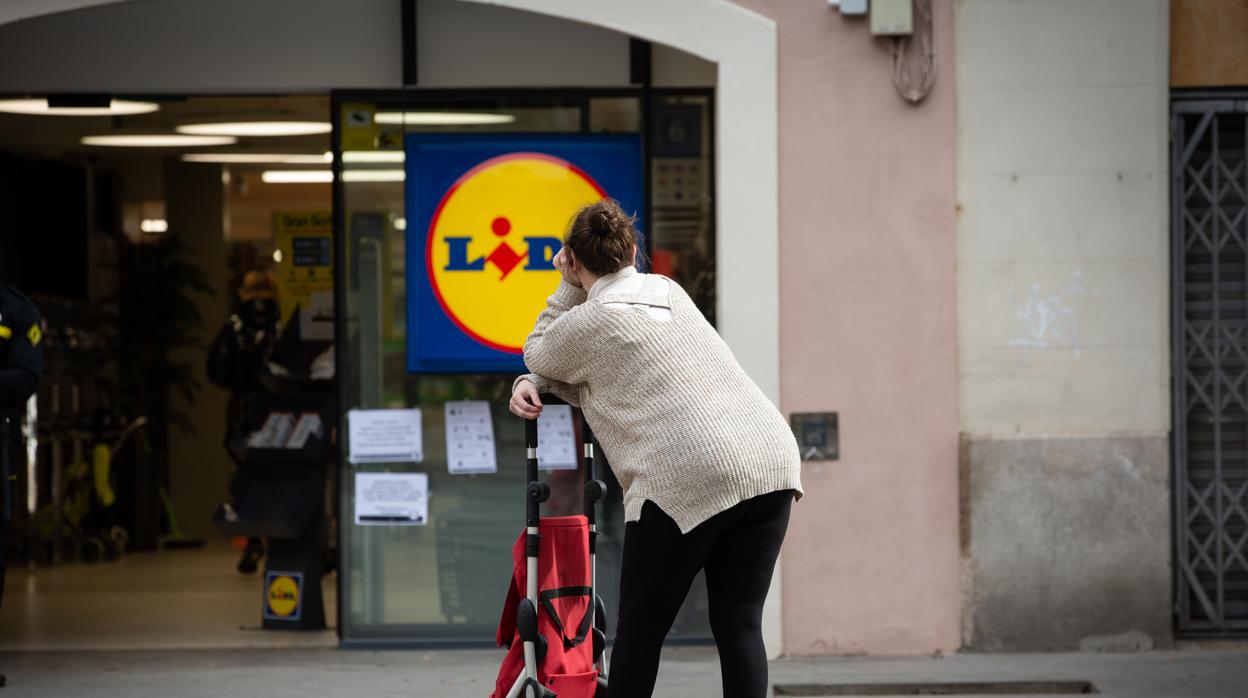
[565,199,638,276]
[590,209,610,230]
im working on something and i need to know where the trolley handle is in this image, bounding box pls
[522,394,606,520]
[524,392,571,449]
[524,417,538,450]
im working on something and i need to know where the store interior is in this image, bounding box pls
[0,94,339,649]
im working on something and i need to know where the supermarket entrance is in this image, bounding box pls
[0,94,338,649]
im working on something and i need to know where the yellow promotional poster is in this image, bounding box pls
[274,211,333,341]
[427,154,605,353]
[340,102,377,151]
[265,573,301,619]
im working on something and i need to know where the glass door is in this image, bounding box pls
[332,89,715,645]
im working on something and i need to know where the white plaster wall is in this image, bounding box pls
[652,43,717,87]
[0,0,127,26]
[0,0,401,92]
[0,0,645,92]
[417,0,629,87]
[0,0,707,93]
[956,0,1171,437]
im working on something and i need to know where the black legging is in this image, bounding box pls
[607,489,794,698]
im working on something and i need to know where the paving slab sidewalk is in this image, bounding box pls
[0,644,1245,697]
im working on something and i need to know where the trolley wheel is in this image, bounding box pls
[522,677,553,698]
[595,675,608,698]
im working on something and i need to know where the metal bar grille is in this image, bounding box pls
[1173,98,1248,635]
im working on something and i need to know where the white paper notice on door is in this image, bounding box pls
[347,408,423,464]
[537,405,577,471]
[354,472,428,526]
[445,400,497,475]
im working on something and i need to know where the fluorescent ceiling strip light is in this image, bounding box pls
[140,219,168,234]
[276,154,333,164]
[259,168,407,183]
[0,99,159,116]
[178,121,332,137]
[374,112,515,126]
[334,151,406,163]
[82,134,237,147]
[261,170,333,184]
[342,169,405,183]
[182,153,328,164]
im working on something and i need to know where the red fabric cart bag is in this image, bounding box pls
[490,515,597,698]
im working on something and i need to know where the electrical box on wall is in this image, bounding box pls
[790,412,839,462]
[871,0,913,35]
[831,0,868,16]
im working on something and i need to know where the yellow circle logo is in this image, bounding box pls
[267,575,299,617]
[427,153,606,353]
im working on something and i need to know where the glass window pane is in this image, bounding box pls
[650,94,714,323]
[589,97,641,133]
[337,93,714,644]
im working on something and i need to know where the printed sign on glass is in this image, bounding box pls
[405,134,643,373]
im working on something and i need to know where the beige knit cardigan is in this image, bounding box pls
[516,274,802,533]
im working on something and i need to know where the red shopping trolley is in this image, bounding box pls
[490,400,609,698]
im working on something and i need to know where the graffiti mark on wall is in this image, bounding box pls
[1009,270,1086,353]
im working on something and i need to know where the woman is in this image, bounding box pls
[509,199,802,698]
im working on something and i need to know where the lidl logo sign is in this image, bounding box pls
[406,135,643,373]
[263,571,302,620]
[427,153,606,354]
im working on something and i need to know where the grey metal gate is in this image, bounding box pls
[1172,97,1248,635]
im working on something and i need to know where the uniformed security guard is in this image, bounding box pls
[0,283,43,612]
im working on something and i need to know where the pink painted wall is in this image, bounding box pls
[732,0,961,655]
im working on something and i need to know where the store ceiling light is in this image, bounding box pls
[178,121,332,137]
[182,153,328,164]
[261,170,333,184]
[374,112,515,126]
[342,169,406,183]
[82,134,237,147]
[0,98,160,116]
[140,219,168,234]
[335,150,406,163]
